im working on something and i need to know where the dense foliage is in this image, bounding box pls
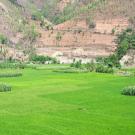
[0,62,25,69]
[0,84,11,92]
[30,55,59,64]
[97,28,135,68]
[121,86,135,96]
[0,73,22,78]
[70,60,114,73]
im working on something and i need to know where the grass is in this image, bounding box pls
[0,65,135,135]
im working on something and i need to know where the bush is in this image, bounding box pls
[56,32,62,41]
[70,60,82,69]
[0,34,8,44]
[0,73,22,78]
[96,28,135,68]
[0,84,12,92]
[85,62,95,72]
[24,25,39,42]
[104,55,121,68]
[95,64,114,73]
[30,54,59,64]
[0,62,16,69]
[115,28,135,61]
[0,62,26,69]
[121,86,135,96]
[111,28,115,35]
[86,17,96,29]
[70,60,113,74]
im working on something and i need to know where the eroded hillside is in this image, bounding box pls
[1,0,135,63]
[34,0,132,63]
[35,17,128,63]
[0,0,39,60]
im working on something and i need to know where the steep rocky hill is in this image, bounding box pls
[1,0,135,63]
[0,0,39,60]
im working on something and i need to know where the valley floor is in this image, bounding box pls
[0,66,135,135]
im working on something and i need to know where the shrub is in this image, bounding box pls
[115,28,135,60]
[18,63,25,69]
[104,55,121,68]
[30,54,59,64]
[0,73,22,78]
[0,34,8,44]
[95,64,113,73]
[0,62,27,69]
[70,60,113,74]
[0,84,12,92]
[88,21,96,29]
[56,32,62,41]
[85,62,95,72]
[121,86,135,96]
[0,62,16,69]
[24,25,39,42]
[70,60,82,69]
[96,28,135,68]
[111,28,116,35]
[86,17,96,29]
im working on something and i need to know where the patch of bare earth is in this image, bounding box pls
[35,17,129,63]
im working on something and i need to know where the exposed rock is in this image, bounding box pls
[52,51,63,57]
[72,48,87,57]
[120,50,135,67]
[0,2,8,13]
[0,44,28,61]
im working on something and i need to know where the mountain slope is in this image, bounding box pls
[0,0,39,60]
[33,0,131,63]
[1,0,135,62]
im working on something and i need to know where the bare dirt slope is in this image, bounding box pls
[34,0,132,63]
[1,0,135,63]
[36,17,129,63]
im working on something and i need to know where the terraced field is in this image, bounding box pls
[0,66,135,135]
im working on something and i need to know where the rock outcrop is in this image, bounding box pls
[120,50,135,67]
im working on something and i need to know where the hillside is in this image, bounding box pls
[0,0,39,60]
[1,0,135,63]
[33,0,131,63]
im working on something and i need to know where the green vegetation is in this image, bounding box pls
[40,19,53,30]
[51,0,105,24]
[0,73,22,78]
[95,64,114,73]
[0,83,11,92]
[51,3,77,24]
[24,25,39,42]
[0,66,135,134]
[97,28,135,68]
[122,86,135,96]
[0,62,25,69]
[30,54,59,64]
[56,32,62,41]
[29,0,105,24]
[0,34,8,44]
[71,60,82,69]
[8,0,17,4]
[71,60,114,73]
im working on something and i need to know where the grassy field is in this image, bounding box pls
[0,65,135,135]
